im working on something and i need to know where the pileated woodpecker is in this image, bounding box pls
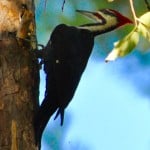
[34,9,132,146]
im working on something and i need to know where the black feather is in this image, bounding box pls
[34,24,94,145]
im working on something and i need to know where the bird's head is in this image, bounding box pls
[77,8,133,36]
[106,9,133,27]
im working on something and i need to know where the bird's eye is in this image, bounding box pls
[56,59,60,64]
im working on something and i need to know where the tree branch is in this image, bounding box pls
[62,0,66,11]
[129,0,138,26]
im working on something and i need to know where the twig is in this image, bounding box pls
[44,0,47,10]
[144,0,150,10]
[129,0,138,26]
[62,0,66,11]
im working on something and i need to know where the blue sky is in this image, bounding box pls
[64,59,150,150]
[39,56,150,150]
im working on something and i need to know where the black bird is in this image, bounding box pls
[34,8,132,146]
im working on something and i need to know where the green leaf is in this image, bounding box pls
[105,27,139,62]
[137,12,150,42]
[107,0,115,2]
[105,12,150,62]
[139,12,150,27]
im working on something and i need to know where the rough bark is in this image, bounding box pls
[0,1,39,150]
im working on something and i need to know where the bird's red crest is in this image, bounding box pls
[108,9,133,27]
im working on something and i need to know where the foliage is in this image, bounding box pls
[106,12,150,62]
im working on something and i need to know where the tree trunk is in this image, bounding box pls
[0,1,39,150]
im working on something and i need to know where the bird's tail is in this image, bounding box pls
[34,96,58,146]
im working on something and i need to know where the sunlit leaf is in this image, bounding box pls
[105,12,150,62]
[139,12,150,27]
[105,28,139,62]
[138,23,150,42]
[107,0,115,2]
[138,36,150,52]
[137,12,150,42]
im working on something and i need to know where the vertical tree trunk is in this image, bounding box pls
[0,1,39,150]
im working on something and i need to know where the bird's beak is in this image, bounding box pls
[76,9,104,23]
